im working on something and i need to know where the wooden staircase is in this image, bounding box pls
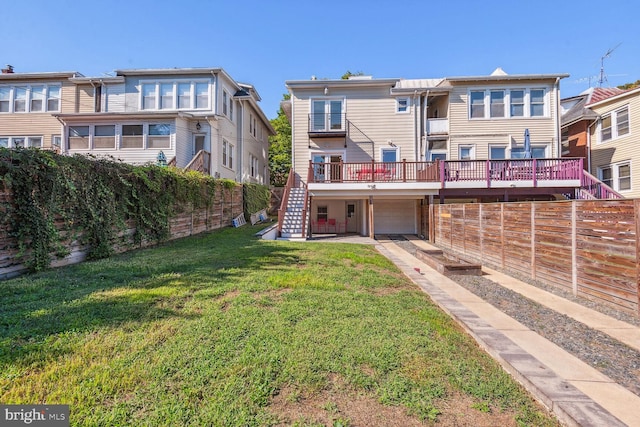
[278,169,309,240]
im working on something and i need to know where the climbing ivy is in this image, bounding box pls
[0,148,224,272]
[243,183,270,219]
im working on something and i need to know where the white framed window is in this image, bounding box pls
[30,86,45,112]
[0,136,43,148]
[396,97,409,113]
[311,98,345,131]
[489,145,507,159]
[599,105,630,143]
[249,154,259,178]
[52,135,61,149]
[0,87,10,112]
[0,137,8,148]
[0,84,61,113]
[599,161,631,192]
[470,88,547,119]
[140,80,209,110]
[459,145,475,160]
[381,147,399,163]
[222,90,229,116]
[222,139,234,169]
[69,126,90,149]
[469,91,485,118]
[121,125,144,148]
[27,136,42,148]
[14,88,26,112]
[148,124,171,149]
[94,125,116,149]
[510,90,524,117]
[490,90,505,118]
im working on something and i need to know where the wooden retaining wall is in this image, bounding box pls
[0,185,243,279]
[434,200,640,315]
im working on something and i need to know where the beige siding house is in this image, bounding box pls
[281,70,597,240]
[589,87,640,198]
[1,66,272,185]
[0,68,80,151]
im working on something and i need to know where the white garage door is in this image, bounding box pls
[373,200,416,235]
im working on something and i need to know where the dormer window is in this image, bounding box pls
[140,80,209,110]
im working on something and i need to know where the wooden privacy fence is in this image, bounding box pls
[434,200,640,315]
[0,185,243,279]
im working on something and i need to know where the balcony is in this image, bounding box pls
[427,118,449,136]
[308,112,347,138]
[308,158,584,189]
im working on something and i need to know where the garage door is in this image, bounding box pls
[373,200,416,235]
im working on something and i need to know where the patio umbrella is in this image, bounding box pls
[523,129,531,158]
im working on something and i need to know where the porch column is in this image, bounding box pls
[428,195,435,242]
[368,196,374,238]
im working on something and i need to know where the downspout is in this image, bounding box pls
[554,77,561,158]
[413,90,419,161]
[424,90,430,160]
[587,118,598,173]
[54,115,67,155]
[237,99,244,182]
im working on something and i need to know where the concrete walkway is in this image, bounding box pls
[371,236,640,427]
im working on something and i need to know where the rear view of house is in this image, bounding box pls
[280,69,617,240]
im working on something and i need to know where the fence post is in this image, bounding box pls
[635,199,640,315]
[572,201,578,296]
[531,203,536,280]
[500,203,505,268]
[479,204,484,264]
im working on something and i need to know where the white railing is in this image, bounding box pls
[427,118,449,135]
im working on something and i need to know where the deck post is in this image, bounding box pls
[368,196,374,238]
[439,160,445,189]
[532,159,537,187]
[635,199,640,315]
[371,159,375,182]
[402,159,407,182]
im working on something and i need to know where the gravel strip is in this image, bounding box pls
[390,237,640,398]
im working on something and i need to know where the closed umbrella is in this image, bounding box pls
[523,129,531,158]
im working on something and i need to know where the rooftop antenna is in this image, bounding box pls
[598,43,621,87]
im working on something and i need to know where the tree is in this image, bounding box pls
[617,79,640,90]
[268,94,292,186]
[341,70,365,80]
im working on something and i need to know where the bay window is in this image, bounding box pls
[121,125,143,148]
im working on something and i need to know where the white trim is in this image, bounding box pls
[468,86,550,120]
[396,97,410,114]
[138,79,211,111]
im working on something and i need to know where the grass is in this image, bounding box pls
[0,225,558,426]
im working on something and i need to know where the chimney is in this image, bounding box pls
[2,65,14,74]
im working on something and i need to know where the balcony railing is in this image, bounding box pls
[308,113,347,136]
[308,158,585,188]
[427,118,449,135]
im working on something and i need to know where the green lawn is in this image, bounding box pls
[0,225,557,426]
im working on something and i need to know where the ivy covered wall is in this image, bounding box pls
[0,149,243,278]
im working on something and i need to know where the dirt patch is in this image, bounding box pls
[218,289,240,311]
[269,380,523,426]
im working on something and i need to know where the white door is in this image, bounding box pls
[373,200,416,235]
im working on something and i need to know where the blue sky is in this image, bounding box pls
[3,0,638,119]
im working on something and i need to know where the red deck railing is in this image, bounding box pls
[308,158,584,188]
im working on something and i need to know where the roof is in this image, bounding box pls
[69,76,125,84]
[445,72,569,83]
[585,87,631,105]
[114,67,223,76]
[286,78,400,89]
[0,71,83,80]
[560,94,597,127]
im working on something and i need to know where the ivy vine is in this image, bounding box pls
[0,148,228,272]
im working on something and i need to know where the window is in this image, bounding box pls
[141,81,209,110]
[12,137,25,148]
[600,106,630,143]
[47,86,61,111]
[195,83,208,109]
[222,91,228,116]
[249,113,254,136]
[530,89,545,117]
[469,91,485,118]
[0,138,8,148]
[250,154,258,177]
[160,83,174,109]
[397,97,409,113]
[470,88,547,119]
[511,145,547,159]
[381,147,398,163]
[121,125,143,148]
[222,139,234,168]
[52,135,61,149]
[430,153,447,161]
[69,126,90,149]
[311,99,344,131]
[428,139,447,161]
[142,84,156,110]
[229,98,234,121]
[177,83,191,108]
[317,206,328,222]
[459,145,474,160]
[30,86,45,112]
[0,88,10,112]
[489,146,507,159]
[600,162,631,192]
[148,124,171,148]
[14,88,26,112]
[490,90,504,118]
[510,90,524,117]
[27,137,42,148]
[94,125,116,149]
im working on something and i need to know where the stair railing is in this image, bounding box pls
[277,169,295,234]
[579,170,623,199]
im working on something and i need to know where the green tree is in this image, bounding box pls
[341,70,365,80]
[617,79,640,90]
[269,94,292,186]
